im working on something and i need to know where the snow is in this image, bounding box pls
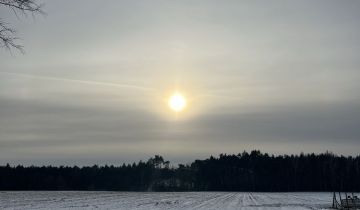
[0,191,332,209]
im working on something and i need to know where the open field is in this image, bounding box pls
[0,191,332,209]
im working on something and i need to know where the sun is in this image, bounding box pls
[168,93,187,112]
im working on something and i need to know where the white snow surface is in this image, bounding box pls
[0,191,332,209]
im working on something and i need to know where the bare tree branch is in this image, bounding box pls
[0,0,44,14]
[0,20,24,53]
[0,0,44,53]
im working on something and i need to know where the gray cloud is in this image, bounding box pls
[1,0,360,165]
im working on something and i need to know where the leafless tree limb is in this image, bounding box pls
[0,20,23,53]
[0,0,44,14]
[0,0,44,53]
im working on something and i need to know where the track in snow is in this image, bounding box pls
[0,191,332,209]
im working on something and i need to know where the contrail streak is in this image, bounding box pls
[0,71,156,92]
[0,71,243,100]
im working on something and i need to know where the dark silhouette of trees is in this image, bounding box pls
[0,0,44,52]
[0,151,360,191]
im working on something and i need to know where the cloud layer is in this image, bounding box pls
[1,0,360,165]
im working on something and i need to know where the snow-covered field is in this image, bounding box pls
[0,191,332,209]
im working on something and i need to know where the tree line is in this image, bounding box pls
[1,151,359,191]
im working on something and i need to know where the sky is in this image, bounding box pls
[1,0,360,165]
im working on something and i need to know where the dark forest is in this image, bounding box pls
[1,151,359,191]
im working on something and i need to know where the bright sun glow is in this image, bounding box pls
[168,93,187,112]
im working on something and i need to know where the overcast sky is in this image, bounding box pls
[1,0,360,165]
